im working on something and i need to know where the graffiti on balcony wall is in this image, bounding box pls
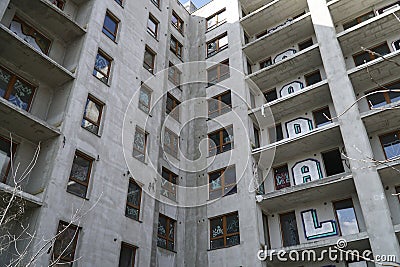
[285,118,313,139]
[280,81,304,97]
[301,209,338,240]
[392,39,400,51]
[292,159,323,185]
[266,18,293,36]
[274,49,297,64]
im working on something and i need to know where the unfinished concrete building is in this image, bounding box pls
[0,0,400,266]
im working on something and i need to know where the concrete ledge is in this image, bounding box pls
[249,80,330,123]
[0,24,75,87]
[247,44,322,89]
[0,97,61,142]
[361,102,400,134]
[12,0,86,42]
[0,182,43,207]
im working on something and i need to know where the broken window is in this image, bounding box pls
[322,148,345,176]
[138,84,152,114]
[161,168,177,201]
[118,242,136,267]
[304,70,322,86]
[125,179,141,221]
[143,46,156,73]
[207,59,230,86]
[0,66,35,111]
[268,124,284,143]
[133,127,148,162]
[51,221,80,266]
[147,14,159,39]
[157,214,176,251]
[0,136,17,183]
[210,212,240,249]
[312,106,331,128]
[166,93,180,121]
[343,11,375,30]
[67,151,93,198]
[93,49,113,84]
[333,199,359,236]
[82,95,104,135]
[209,166,237,200]
[279,211,300,247]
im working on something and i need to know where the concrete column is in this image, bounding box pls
[307,0,400,261]
[0,0,10,19]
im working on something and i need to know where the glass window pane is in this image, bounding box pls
[381,133,400,159]
[280,212,299,247]
[70,155,90,182]
[53,223,78,261]
[118,244,135,267]
[81,119,99,135]
[139,88,151,113]
[133,130,146,153]
[127,181,140,207]
[9,79,33,110]
[157,236,167,249]
[84,98,101,123]
[125,206,139,220]
[158,216,167,237]
[224,167,236,185]
[210,217,223,238]
[226,234,240,246]
[219,35,228,48]
[0,138,12,181]
[210,238,224,249]
[226,213,239,234]
[374,44,390,56]
[67,181,87,198]
[274,165,290,189]
[209,172,222,190]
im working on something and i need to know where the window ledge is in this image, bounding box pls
[81,126,102,138]
[207,243,241,252]
[92,74,111,87]
[157,246,177,253]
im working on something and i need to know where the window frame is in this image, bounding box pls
[253,124,260,148]
[163,128,179,158]
[143,46,156,74]
[82,94,104,135]
[166,93,180,121]
[0,65,36,111]
[208,90,232,118]
[273,164,291,190]
[51,221,80,265]
[379,130,400,159]
[207,59,230,86]
[151,0,160,8]
[332,198,360,236]
[321,148,345,177]
[304,70,322,87]
[138,84,152,114]
[102,10,120,42]
[171,11,184,34]
[208,165,237,199]
[279,211,300,247]
[209,212,240,250]
[268,123,283,143]
[352,42,390,67]
[170,35,183,60]
[157,214,176,251]
[161,167,178,200]
[168,62,181,88]
[206,33,228,57]
[147,13,159,39]
[312,106,331,128]
[93,49,113,84]
[263,88,278,103]
[118,242,137,267]
[208,125,234,155]
[125,178,142,221]
[206,8,227,31]
[343,11,375,30]
[260,57,272,69]
[366,79,400,109]
[133,127,148,162]
[67,150,94,198]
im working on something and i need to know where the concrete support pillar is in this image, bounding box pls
[307,0,400,261]
[0,0,10,19]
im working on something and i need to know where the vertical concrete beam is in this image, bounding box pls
[0,0,10,19]
[307,0,400,260]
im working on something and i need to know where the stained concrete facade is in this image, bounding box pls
[1,0,400,266]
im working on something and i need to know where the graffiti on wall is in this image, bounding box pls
[274,49,297,64]
[292,159,323,185]
[280,81,304,97]
[285,118,313,139]
[301,209,338,240]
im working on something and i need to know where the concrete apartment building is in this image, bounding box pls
[1,0,400,266]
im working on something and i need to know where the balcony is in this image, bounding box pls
[0,97,61,142]
[0,24,75,87]
[250,80,331,123]
[247,44,321,90]
[338,6,400,56]
[328,0,395,25]
[348,49,400,94]
[258,173,354,213]
[241,0,308,37]
[253,122,342,164]
[361,103,400,134]
[240,0,274,14]
[243,13,313,62]
[0,182,43,207]
[377,158,400,185]
[11,0,86,43]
